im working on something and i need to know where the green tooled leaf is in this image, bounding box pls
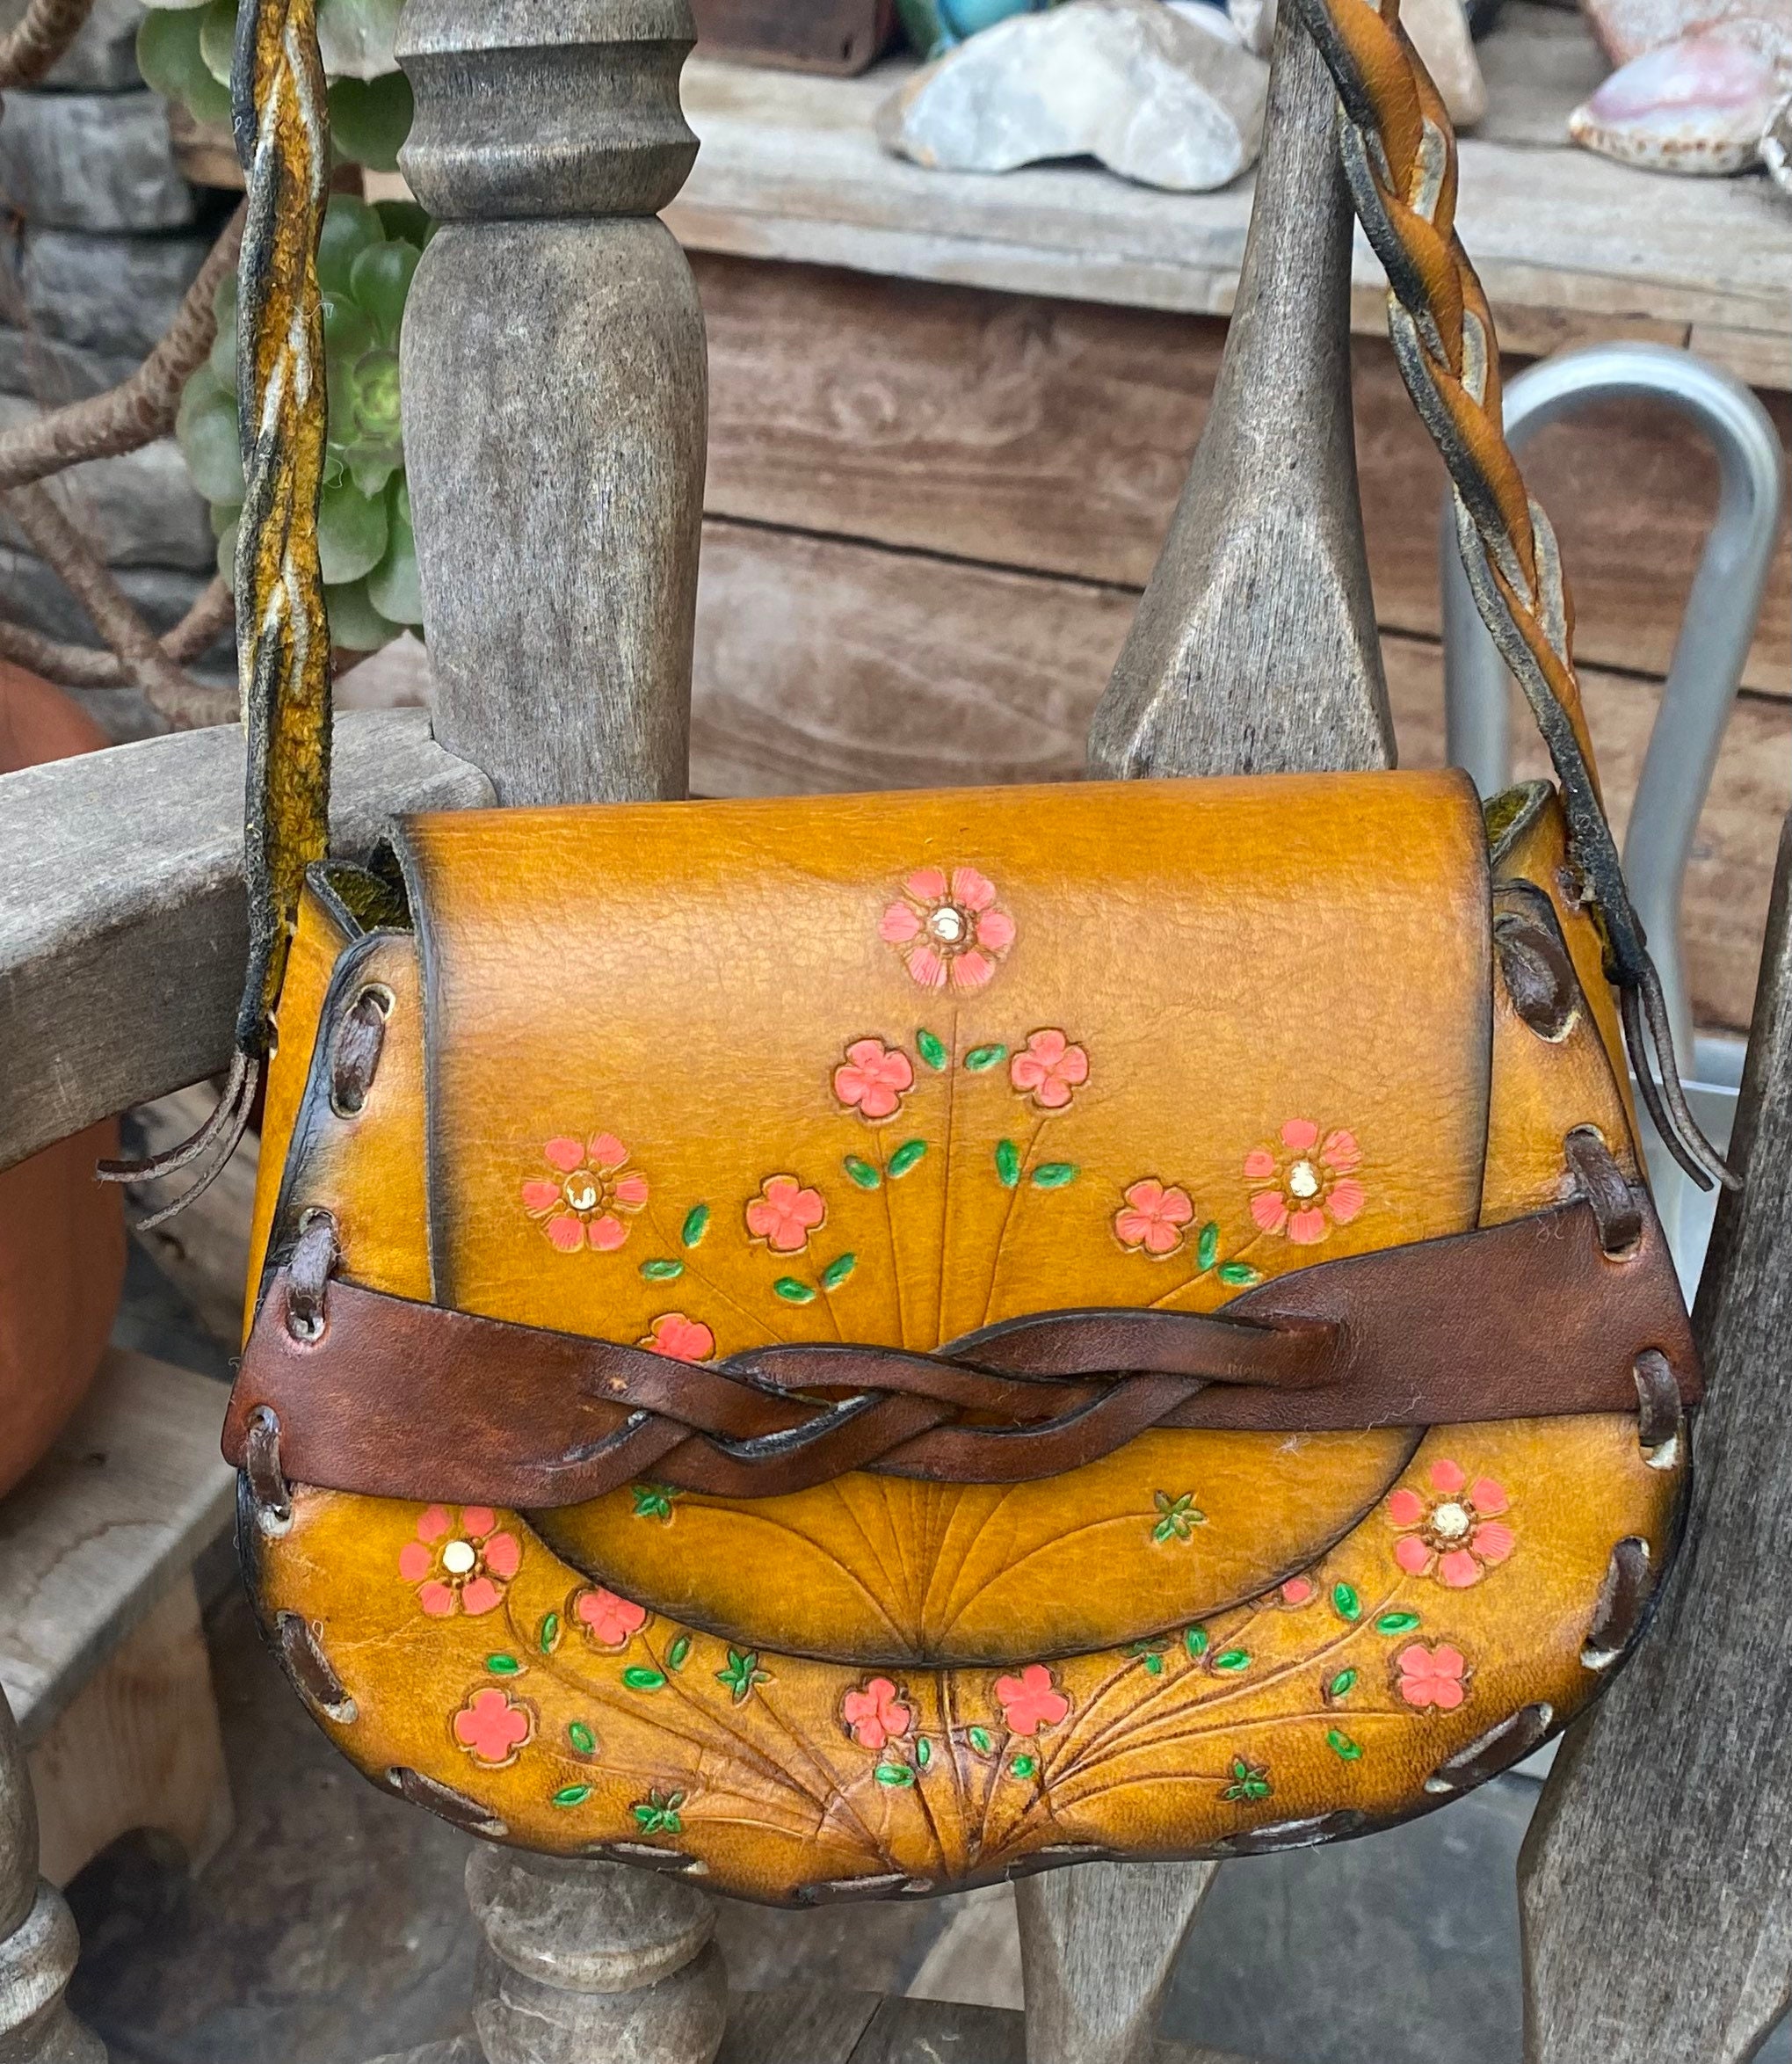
[889,1139,927,1178]
[1218,1261,1263,1287]
[539,1612,561,1653]
[1375,1611,1422,1635]
[822,1253,858,1291]
[640,1259,684,1281]
[1327,1668,1358,1701]
[875,1762,916,1787]
[1197,1222,1220,1271]
[773,1279,816,1304]
[1214,1648,1251,1673]
[551,1783,592,1808]
[1010,1754,1038,1780]
[1332,1582,1362,1622]
[917,1028,947,1071]
[485,1653,520,1676]
[995,1140,1020,1188]
[1032,1162,1078,1189]
[568,1722,597,1756]
[964,1043,1007,1072]
[682,1203,710,1246]
[1326,1729,1363,1762]
[667,1634,692,1671]
[968,1726,993,1755]
[622,1667,667,1690]
[917,1738,932,1767]
[1185,1626,1209,1658]
[844,1156,881,1190]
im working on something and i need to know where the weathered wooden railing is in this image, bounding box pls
[1,1,1790,2060]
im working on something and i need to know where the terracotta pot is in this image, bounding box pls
[0,661,126,1498]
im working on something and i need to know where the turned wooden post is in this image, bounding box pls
[396,4,723,2059]
[0,1690,103,2063]
[1040,18,1391,2064]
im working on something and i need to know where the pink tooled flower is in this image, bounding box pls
[745,1174,827,1254]
[994,1662,1070,1737]
[1009,1028,1089,1112]
[640,1313,715,1362]
[521,1132,650,1254]
[1387,1459,1514,1588]
[399,1505,521,1618]
[1397,1641,1469,1711]
[833,1037,914,1122]
[842,1675,913,1752]
[574,1586,649,1647]
[880,865,1015,992]
[453,1685,533,1767]
[1114,1179,1194,1257]
[1244,1120,1364,1245]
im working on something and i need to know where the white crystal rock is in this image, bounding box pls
[1762,84,1792,190]
[877,0,1270,192]
[1569,31,1784,172]
[1225,0,1486,126]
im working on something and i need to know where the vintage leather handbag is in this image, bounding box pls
[144,0,1731,1907]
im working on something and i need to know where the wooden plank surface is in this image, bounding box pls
[0,708,491,1174]
[1518,811,1792,2060]
[0,1347,234,1747]
[668,5,1792,388]
[690,517,1788,1031]
[715,1987,1266,2061]
[694,252,1791,697]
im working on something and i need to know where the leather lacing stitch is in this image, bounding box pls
[1563,1128,1643,1257]
[1563,1127,1688,1469]
[245,1209,338,1533]
[329,984,391,1116]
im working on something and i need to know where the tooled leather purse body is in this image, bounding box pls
[178,0,1730,1906]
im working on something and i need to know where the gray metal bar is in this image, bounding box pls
[1442,342,1785,1070]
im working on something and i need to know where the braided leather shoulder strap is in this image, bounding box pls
[113,0,1735,1217]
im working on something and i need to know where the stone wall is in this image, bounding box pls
[0,0,235,730]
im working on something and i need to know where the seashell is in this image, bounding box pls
[1567,31,1782,173]
[1582,0,1792,69]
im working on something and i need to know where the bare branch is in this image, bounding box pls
[0,0,97,88]
[0,577,235,694]
[4,486,235,728]
[0,205,248,491]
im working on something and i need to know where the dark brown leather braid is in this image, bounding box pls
[224,1188,1699,1508]
[1287,0,1736,1192]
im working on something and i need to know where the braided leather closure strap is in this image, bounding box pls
[225,1191,1700,1508]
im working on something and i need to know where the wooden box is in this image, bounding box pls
[690,0,896,73]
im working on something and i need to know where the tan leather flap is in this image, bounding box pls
[392,772,1491,1351]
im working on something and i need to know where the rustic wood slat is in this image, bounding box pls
[28,1573,232,1888]
[688,518,1788,1032]
[1518,810,1792,2060]
[0,1347,235,1748]
[715,1984,881,2063]
[0,709,491,1176]
[693,255,1791,697]
[666,8,1791,388]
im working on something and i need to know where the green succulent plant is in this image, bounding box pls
[178,194,429,655]
[137,0,413,171]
